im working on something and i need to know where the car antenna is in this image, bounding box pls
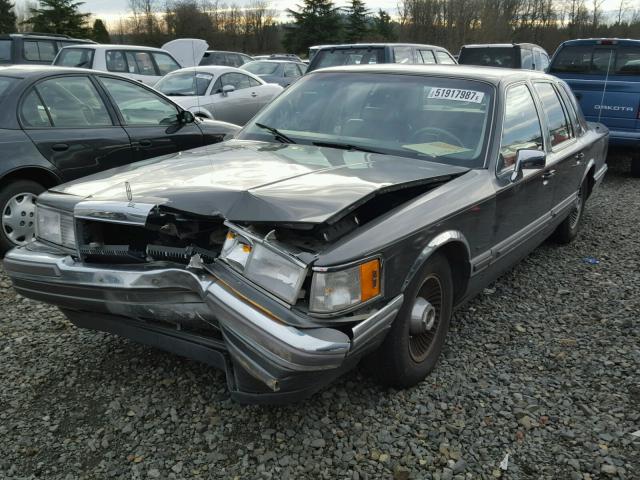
[597,48,614,125]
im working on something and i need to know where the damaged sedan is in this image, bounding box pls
[4,65,609,403]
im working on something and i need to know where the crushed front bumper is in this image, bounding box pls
[4,244,403,404]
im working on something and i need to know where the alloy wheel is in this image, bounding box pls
[568,186,584,230]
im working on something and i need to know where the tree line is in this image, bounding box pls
[1,0,639,56]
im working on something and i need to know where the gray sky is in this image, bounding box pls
[17,0,627,26]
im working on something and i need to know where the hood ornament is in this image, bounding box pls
[125,181,133,203]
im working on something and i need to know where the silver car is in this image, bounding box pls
[154,66,283,125]
[241,60,307,87]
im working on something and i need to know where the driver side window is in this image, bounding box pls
[499,84,544,172]
[100,76,179,126]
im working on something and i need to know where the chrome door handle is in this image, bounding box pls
[542,170,556,180]
[251,92,258,97]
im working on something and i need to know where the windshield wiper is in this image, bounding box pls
[255,122,295,144]
[312,141,383,154]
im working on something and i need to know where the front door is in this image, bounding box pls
[492,83,554,259]
[210,72,259,125]
[98,76,204,161]
[19,75,133,181]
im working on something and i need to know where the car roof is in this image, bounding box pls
[60,44,167,52]
[205,50,250,55]
[311,63,555,85]
[462,43,544,49]
[315,43,449,51]
[245,59,302,64]
[0,65,142,79]
[167,66,241,74]
[558,38,640,47]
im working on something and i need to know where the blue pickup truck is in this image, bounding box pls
[549,38,640,176]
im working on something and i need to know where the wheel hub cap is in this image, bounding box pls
[410,297,437,335]
[2,193,37,246]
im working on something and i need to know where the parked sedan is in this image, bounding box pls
[4,66,608,403]
[241,60,307,87]
[0,66,239,252]
[155,66,283,125]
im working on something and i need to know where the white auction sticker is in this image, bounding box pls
[428,87,484,103]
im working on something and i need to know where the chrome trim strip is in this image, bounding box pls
[351,294,403,354]
[74,201,156,226]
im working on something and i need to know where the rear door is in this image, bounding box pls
[549,43,640,133]
[98,75,204,160]
[19,75,133,181]
[532,81,583,208]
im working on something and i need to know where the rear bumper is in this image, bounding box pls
[4,244,403,403]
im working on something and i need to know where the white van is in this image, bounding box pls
[52,39,208,85]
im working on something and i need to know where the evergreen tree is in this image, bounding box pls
[28,0,90,38]
[91,19,110,43]
[374,9,396,41]
[0,0,17,34]
[345,0,369,42]
[284,0,342,54]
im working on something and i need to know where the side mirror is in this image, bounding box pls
[222,84,235,96]
[510,149,546,182]
[178,110,195,124]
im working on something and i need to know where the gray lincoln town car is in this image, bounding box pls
[4,65,609,403]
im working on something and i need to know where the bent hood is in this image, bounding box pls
[51,140,469,225]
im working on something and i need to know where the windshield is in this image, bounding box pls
[309,48,384,72]
[459,47,516,68]
[550,45,640,75]
[243,61,280,75]
[0,40,11,63]
[54,48,94,68]
[0,76,18,100]
[238,72,494,167]
[155,71,213,96]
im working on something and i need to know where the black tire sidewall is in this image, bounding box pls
[366,252,454,388]
[0,180,45,253]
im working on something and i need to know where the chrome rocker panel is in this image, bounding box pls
[4,244,404,404]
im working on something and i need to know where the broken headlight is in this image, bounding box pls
[35,205,76,249]
[309,258,381,313]
[220,231,306,304]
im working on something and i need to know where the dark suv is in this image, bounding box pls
[0,33,94,66]
[458,43,550,71]
[306,43,457,72]
[199,50,254,67]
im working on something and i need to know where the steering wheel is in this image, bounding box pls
[409,127,464,147]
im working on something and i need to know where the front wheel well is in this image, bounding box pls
[433,242,470,305]
[0,168,61,191]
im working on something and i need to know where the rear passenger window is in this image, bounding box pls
[131,51,157,75]
[20,90,51,127]
[0,40,12,62]
[393,47,413,64]
[418,50,436,64]
[534,82,573,148]
[499,84,544,172]
[23,40,56,62]
[106,51,127,72]
[284,63,299,77]
[557,83,585,137]
[435,51,456,64]
[35,76,112,127]
[521,48,533,69]
[152,52,180,75]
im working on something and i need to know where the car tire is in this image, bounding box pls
[554,179,587,244]
[364,252,453,388]
[631,151,640,178]
[0,180,44,254]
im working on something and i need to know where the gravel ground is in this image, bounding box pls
[1,157,639,480]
